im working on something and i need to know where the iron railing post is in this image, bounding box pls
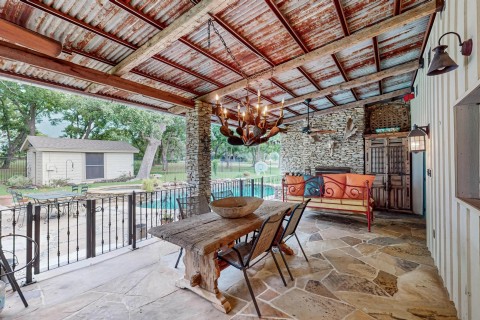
[261,176,264,199]
[33,205,40,275]
[131,192,137,250]
[239,179,244,197]
[128,194,133,245]
[86,199,96,258]
[25,203,33,285]
[251,178,255,197]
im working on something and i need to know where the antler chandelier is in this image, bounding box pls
[207,19,284,147]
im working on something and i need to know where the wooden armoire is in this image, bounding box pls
[364,102,411,212]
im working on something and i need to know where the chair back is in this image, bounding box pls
[80,185,88,194]
[247,209,288,265]
[176,194,211,220]
[211,190,234,201]
[71,185,79,192]
[282,199,310,239]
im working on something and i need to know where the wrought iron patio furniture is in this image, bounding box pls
[7,189,27,228]
[71,185,79,192]
[174,194,211,268]
[217,209,289,318]
[274,199,311,281]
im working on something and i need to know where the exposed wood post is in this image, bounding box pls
[186,101,212,198]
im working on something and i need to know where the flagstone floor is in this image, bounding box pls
[3,209,458,319]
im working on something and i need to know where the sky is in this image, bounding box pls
[36,115,66,137]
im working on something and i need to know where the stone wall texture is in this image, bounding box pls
[281,107,365,174]
[186,101,212,197]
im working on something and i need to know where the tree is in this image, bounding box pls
[158,117,186,171]
[0,80,62,168]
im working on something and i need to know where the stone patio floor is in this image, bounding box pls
[2,209,458,319]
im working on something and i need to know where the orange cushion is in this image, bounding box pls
[322,174,347,198]
[344,174,375,199]
[284,175,305,196]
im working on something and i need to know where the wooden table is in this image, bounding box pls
[148,200,294,313]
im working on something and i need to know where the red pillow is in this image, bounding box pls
[344,174,375,199]
[322,174,347,198]
[284,175,305,196]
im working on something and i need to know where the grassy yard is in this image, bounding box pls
[0,161,280,196]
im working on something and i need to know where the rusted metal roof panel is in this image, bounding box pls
[123,73,196,99]
[276,0,344,50]
[0,57,90,89]
[382,72,414,92]
[378,16,428,69]
[355,82,380,99]
[185,20,271,77]
[216,0,304,65]
[341,0,392,33]
[159,40,242,86]
[301,56,345,88]
[96,85,173,109]
[329,90,357,105]
[273,68,317,96]
[125,0,195,28]
[135,59,217,94]
[401,0,430,11]
[336,39,376,80]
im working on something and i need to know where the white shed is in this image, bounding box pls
[21,136,139,186]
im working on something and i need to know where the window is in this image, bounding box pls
[85,153,104,180]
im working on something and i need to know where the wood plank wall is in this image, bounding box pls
[411,1,480,319]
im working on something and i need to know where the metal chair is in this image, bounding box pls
[174,194,211,268]
[80,185,88,195]
[211,190,234,200]
[217,209,289,318]
[274,199,311,281]
[71,185,79,192]
[8,189,27,228]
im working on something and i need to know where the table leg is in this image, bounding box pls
[175,250,232,314]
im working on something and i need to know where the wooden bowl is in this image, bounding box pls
[209,197,264,219]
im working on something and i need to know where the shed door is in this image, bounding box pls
[85,153,104,179]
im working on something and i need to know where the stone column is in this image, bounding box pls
[186,100,212,197]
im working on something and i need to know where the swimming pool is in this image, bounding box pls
[139,185,275,210]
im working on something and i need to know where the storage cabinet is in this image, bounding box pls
[365,132,411,211]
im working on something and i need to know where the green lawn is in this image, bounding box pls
[0,161,281,196]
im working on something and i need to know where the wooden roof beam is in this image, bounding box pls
[268,60,419,110]
[0,18,62,57]
[200,0,443,101]
[0,40,194,108]
[373,36,383,95]
[283,88,411,123]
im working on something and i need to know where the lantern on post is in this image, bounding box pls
[408,124,429,152]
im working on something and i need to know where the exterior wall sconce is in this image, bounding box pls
[427,32,473,76]
[408,124,429,153]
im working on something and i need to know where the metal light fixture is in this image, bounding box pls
[207,19,284,147]
[427,32,473,76]
[408,124,429,152]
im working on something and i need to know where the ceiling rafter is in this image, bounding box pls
[331,0,359,101]
[264,0,338,109]
[283,88,411,123]
[0,40,194,108]
[411,12,436,85]
[394,0,402,16]
[201,0,442,101]
[0,69,178,114]
[373,36,383,95]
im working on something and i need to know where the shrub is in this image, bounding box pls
[142,177,159,192]
[49,178,70,188]
[243,171,251,177]
[6,175,32,188]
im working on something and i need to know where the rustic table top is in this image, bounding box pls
[148,200,294,255]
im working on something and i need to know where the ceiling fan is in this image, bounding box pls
[282,98,335,140]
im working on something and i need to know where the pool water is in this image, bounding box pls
[140,185,275,210]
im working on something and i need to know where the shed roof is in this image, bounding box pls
[0,0,440,122]
[21,136,139,153]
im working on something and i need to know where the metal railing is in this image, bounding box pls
[0,156,27,183]
[0,176,282,283]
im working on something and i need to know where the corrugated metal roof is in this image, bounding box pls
[0,0,433,119]
[22,135,139,152]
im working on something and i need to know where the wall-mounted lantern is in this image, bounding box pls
[427,32,473,76]
[408,124,429,153]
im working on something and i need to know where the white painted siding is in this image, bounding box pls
[411,1,480,319]
[41,152,84,185]
[104,153,134,180]
[35,151,43,186]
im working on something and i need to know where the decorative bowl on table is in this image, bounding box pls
[209,197,264,219]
